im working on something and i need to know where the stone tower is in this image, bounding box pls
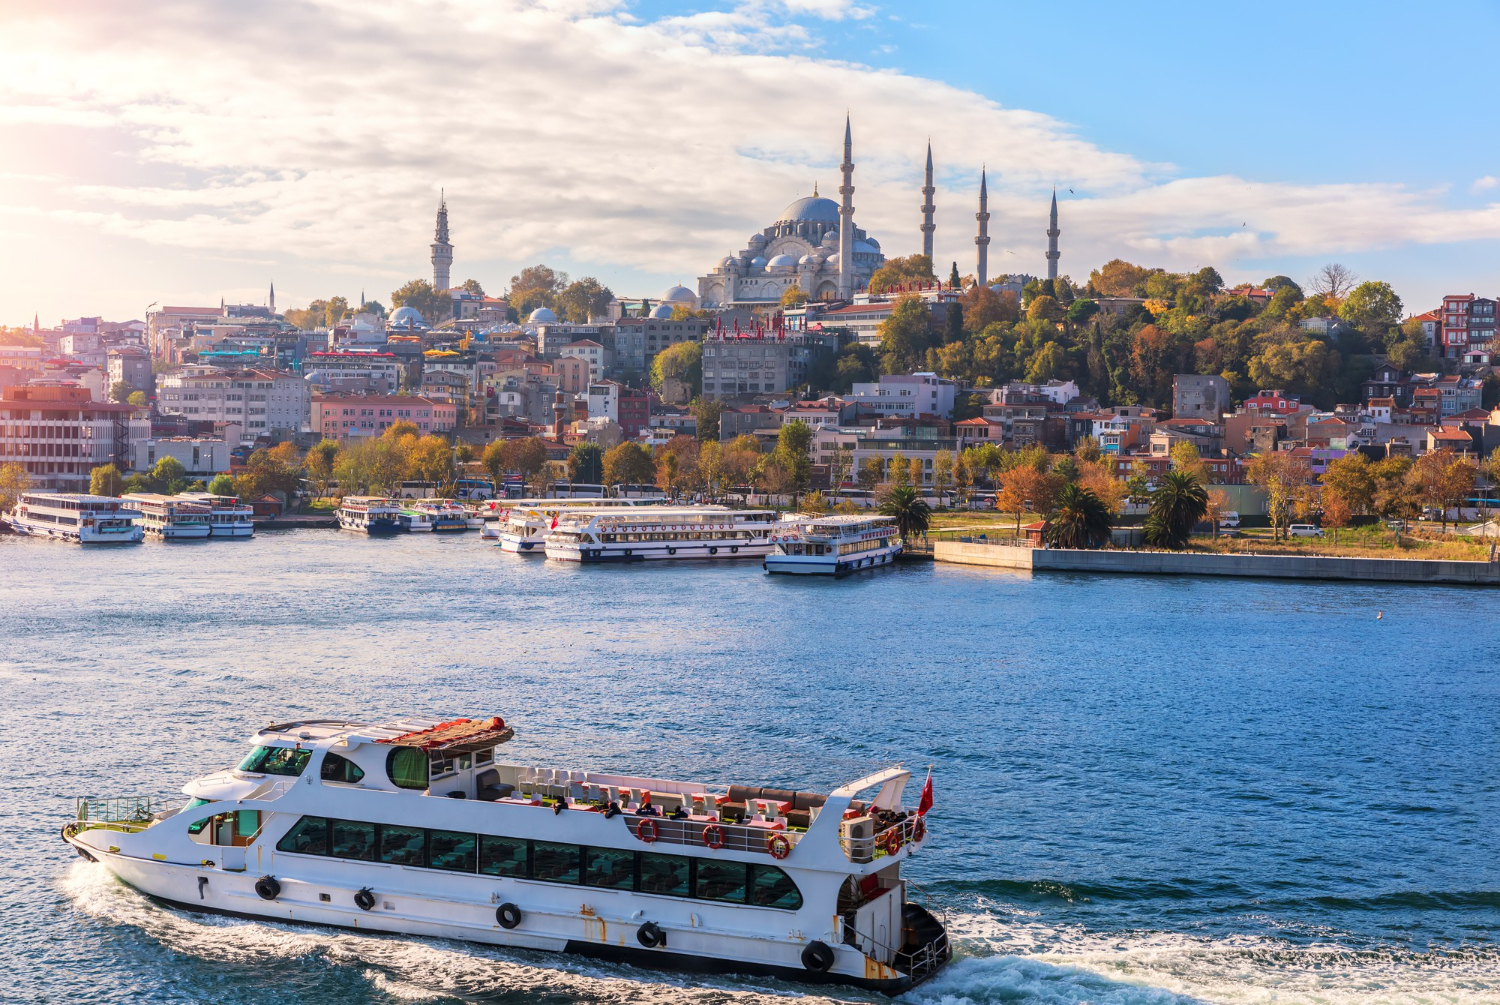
[552,388,569,440]
[431,191,453,293]
[268,281,275,315]
[975,168,991,287]
[919,141,935,261]
[837,116,855,300]
[1045,188,1060,282]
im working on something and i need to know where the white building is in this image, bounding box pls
[561,339,611,375]
[156,365,310,443]
[133,436,233,476]
[848,373,956,419]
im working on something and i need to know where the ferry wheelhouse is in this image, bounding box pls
[337,497,403,535]
[3,492,143,543]
[178,493,255,537]
[544,508,785,562]
[124,493,213,540]
[765,515,902,576]
[62,717,948,993]
[411,498,469,532]
[495,497,670,554]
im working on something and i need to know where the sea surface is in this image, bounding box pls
[2,529,1498,1004]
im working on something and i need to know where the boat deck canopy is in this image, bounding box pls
[375,716,515,754]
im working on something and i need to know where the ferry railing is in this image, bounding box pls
[75,796,165,833]
[623,813,804,856]
[839,811,928,863]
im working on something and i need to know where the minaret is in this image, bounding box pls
[1046,188,1060,282]
[431,190,453,292]
[975,168,991,287]
[919,140,935,261]
[268,281,275,315]
[837,116,855,300]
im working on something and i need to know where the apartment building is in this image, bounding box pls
[0,385,149,491]
[157,365,310,443]
[311,393,456,439]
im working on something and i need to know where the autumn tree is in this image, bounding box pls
[603,442,655,487]
[556,277,614,323]
[1320,454,1375,516]
[1169,441,1209,483]
[857,456,883,493]
[390,280,446,322]
[1088,259,1154,297]
[304,439,341,499]
[868,254,935,293]
[1309,263,1358,299]
[781,285,809,308]
[650,341,702,395]
[507,264,569,316]
[1246,451,1313,540]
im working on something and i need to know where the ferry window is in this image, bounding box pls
[276,816,330,856]
[638,852,690,897]
[321,753,365,784]
[184,799,212,834]
[239,745,313,777]
[478,836,528,878]
[236,810,261,840]
[694,860,747,903]
[386,747,429,790]
[584,847,635,890]
[379,824,426,867]
[532,841,581,884]
[331,820,376,860]
[749,865,803,910]
[429,830,477,873]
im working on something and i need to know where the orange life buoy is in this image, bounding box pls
[702,824,725,849]
[767,833,791,860]
[912,817,926,843]
[884,829,902,854]
[637,818,660,843]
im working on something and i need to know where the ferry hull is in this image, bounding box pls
[499,536,545,554]
[209,524,255,538]
[549,542,774,563]
[5,518,142,544]
[340,518,403,535]
[148,525,214,540]
[764,548,901,577]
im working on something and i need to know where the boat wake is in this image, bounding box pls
[59,864,1500,1005]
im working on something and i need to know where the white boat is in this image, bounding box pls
[398,506,432,532]
[62,716,949,993]
[2,492,143,543]
[410,498,469,532]
[337,497,404,535]
[495,497,671,554]
[544,507,785,563]
[764,515,902,576]
[178,493,255,537]
[124,493,213,540]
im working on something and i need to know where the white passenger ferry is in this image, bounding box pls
[337,497,404,535]
[496,497,670,554]
[398,506,433,532]
[124,493,213,540]
[764,515,903,576]
[2,492,143,543]
[411,498,469,532]
[63,716,948,993]
[544,508,785,562]
[178,493,255,537]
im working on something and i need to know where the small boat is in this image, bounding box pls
[177,493,255,537]
[544,507,787,563]
[337,497,404,535]
[62,715,950,993]
[124,493,213,540]
[398,506,433,532]
[411,498,469,532]
[764,515,902,576]
[2,492,143,543]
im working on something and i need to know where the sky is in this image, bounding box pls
[1,0,1497,326]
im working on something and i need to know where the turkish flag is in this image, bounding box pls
[917,769,933,816]
[550,515,558,530]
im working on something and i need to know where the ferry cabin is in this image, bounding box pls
[411,498,469,532]
[178,493,255,537]
[124,493,213,540]
[336,497,404,535]
[544,507,784,562]
[3,492,144,543]
[764,515,902,576]
[494,497,671,554]
[63,717,949,993]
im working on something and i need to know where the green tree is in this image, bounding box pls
[948,262,961,288]
[942,303,965,345]
[109,381,130,403]
[1144,469,1208,549]
[459,278,485,297]
[877,296,931,373]
[127,391,148,407]
[1027,295,1063,324]
[324,295,350,328]
[691,397,723,442]
[304,439,341,499]
[152,456,188,495]
[650,341,703,395]
[1339,281,1403,337]
[878,485,932,542]
[1044,483,1113,549]
[773,419,814,497]
[857,456,883,493]
[507,264,569,316]
[207,473,235,496]
[509,438,551,489]
[390,279,445,322]
[556,277,614,323]
[568,442,604,484]
[89,463,123,497]
[603,442,655,486]
[1066,298,1099,326]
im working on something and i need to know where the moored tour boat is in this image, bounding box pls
[495,497,671,554]
[544,507,786,562]
[124,493,213,540]
[2,492,143,543]
[62,716,949,993]
[337,497,404,535]
[764,515,902,576]
[398,506,433,532]
[178,493,255,537]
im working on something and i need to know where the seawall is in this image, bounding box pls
[934,541,1500,585]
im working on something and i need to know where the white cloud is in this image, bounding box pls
[1474,175,1499,193]
[0,0,1496,321]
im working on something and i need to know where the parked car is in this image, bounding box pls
[1218,511,1240,529]
[1288,523,1324,538]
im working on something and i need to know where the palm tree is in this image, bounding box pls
[1044,483,1113,549]
[878,485,931,543]
[1144,469,1209,549]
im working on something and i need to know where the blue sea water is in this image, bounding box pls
[1,529,1498,1004]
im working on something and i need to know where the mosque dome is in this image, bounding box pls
[750,255,768,269]
[766,254,797,270]
[748,234,767,248]
[720,257,738,269]
[389,306,426,327]
[778,195,841,224]
[663,285,697,303]
[650,303,675,319]
[527,307,558,323]
[854,240,880,255]
[866,237,881,249]
[798,255,820,267]
[820,230,839,248]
